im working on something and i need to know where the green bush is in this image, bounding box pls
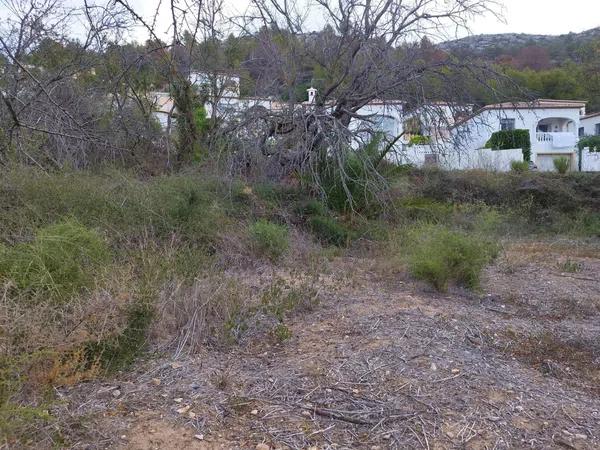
[553,156,570,174]
[319,135,384,214]
[0,220,109,300]
[510,160,529,173]
[578,135,600,152]
[308,215,350,247]
[485,129,531,161]
[406,225,498,292]
[249,220,289,260]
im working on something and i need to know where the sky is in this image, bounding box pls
[470,0,600,36]
[123,0,600,41]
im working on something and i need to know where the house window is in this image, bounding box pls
[595,124,600,136]
[500,118,515,131]
[579,127,585,137]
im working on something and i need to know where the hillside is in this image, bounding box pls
[441,27,600,61]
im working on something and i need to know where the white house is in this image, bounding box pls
[580,111,600,137]
[442,99,587,171]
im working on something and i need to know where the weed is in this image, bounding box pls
[308,215,350,247]
[248,220,289,260]
[261,277,320,321]
[405,225,499,291]
[557,259,583,273]
[0,220,109,300]
[553,156,570,174]
[510,160,529,173]
[86,301,154,372]
[272,323,292,342]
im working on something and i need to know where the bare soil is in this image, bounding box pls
[55,240,600,449]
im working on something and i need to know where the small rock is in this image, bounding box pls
[250,409,259,415]
[194,434,204,441]
[430,363,437,371]
[151,378,161,386]
[120,435,127,440]
[256,444,270,450]
[174,398,183,403]
[190,382,201,390]
[575,434,587,440]
[352,389,359,394]
[188,411,196,419]
[451,368,460,374]
[177,405,191,415]
[383,434,391,440]
[112,389,121,398]
[171,362,183,369]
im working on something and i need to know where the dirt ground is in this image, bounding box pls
[56,240,600,449]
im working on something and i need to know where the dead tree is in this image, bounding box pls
[231,0,516,209]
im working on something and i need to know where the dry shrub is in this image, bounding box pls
[153,276,250,356]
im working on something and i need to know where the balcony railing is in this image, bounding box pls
[535,132,577,149]
[536,132,553,142]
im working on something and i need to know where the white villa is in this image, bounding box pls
[580,111,600,137]
[150,72,600,172]
[447,99,586,171]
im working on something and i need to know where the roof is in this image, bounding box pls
[483,99,587,110]
[581,111,600,120]
[452,98,587,129]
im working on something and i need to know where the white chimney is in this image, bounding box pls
[307,87,317,104]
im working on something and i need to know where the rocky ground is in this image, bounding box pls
[55,240,600,449]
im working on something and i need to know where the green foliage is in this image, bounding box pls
[86,302,154,373]
[510,160,529,173]
[0,220,109,300]
[249,220,289,260]
[578,135,600,152]
[485,129,531,161]
[408,135,431,146]
[308,215,351,247]
[272,323,292,342]
[319,134,383,214]
[553,156,570,174]
[406,225,499,292]
[557,259,583,273]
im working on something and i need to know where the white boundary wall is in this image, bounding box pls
[580,148,600,172]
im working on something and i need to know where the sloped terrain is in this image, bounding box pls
[55,241,600,449]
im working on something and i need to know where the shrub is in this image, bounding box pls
[578,135,600,152]
[485,129,531,161]
[406,225,498,292]
[553,156,570,174]
[0,220,109,300]
[510,160,529,173]
[308,215,350,247]
[249,220,289,260]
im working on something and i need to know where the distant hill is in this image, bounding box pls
[441,27,600,63]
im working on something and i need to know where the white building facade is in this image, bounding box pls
[444,100,587,172]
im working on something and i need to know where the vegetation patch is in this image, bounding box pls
[405,225,499,292]
[0,220,109,300]
[249,220,289,260]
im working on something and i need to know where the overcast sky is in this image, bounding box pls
[124,0,599,41]
[470,0,600,36]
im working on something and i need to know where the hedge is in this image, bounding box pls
[485,129,531,162]
[578,135,600,152]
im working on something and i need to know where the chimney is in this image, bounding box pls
[307,87,317,104]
